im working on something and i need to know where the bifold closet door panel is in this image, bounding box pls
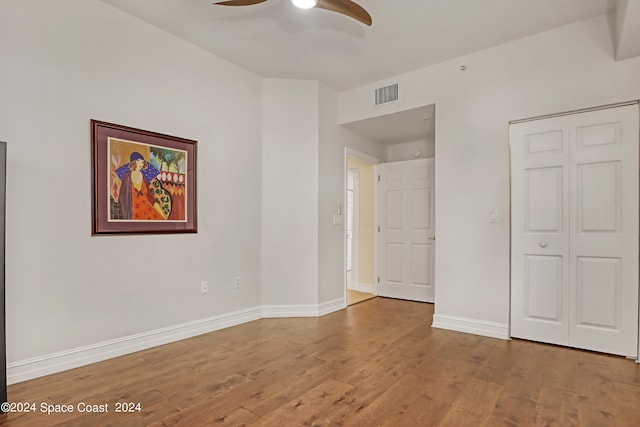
[510,118,571,346]
[568,105,639,357]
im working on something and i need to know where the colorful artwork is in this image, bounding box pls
[92,120,197,235]
[108,138,187,222]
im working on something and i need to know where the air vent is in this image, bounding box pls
[375,83,398,105]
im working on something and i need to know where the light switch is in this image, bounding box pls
[490,209,498,223]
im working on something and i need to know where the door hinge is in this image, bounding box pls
[378,175,381,182]
[378,226,380,232]
[377,276,380,283]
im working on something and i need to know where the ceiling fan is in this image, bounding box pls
[214,0,372,26]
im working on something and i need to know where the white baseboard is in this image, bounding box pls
[432,314,509,340]
[7,297,345,384]
[7,306,263,385]
[319,298,347,316]
[262,304,322,318]
[262,298,346,318]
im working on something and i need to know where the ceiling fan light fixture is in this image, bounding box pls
[215,0,372,26]
[291,0,318,9]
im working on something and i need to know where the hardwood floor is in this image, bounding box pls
[2,298,640,426]
[346,290,375,306]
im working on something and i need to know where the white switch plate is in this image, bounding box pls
[333,214,344,225]
[489,209,498,223]
[200,281,208,294]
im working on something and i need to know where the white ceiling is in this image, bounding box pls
[102,0,616,91]
[101,0,620,146]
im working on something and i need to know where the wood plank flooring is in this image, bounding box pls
[346,290,375,306]
[2,297,640,426]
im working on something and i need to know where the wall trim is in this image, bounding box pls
[319,298,347,316]
[510,99,639,124]
[432,314,509,340]
[7,306,263,385]
[5,297,349,384]
[262,298,346,318]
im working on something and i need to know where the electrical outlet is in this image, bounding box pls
[234,277,241,289]
[200,281,208,294]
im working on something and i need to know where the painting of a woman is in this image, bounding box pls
[116,152,170,220]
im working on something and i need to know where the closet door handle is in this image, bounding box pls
[539,241,548,248]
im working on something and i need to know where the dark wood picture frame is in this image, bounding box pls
[0,141,6,407]
[91,120,197,235]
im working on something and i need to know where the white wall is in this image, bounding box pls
[261,81,382,309]
[262,79,319,306]
[0,0,263,369]
[318,83,384,304]
[386,139,435,162]
[339,14,640,336]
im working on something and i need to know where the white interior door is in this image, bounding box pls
[377,158,435,303]
[510,119,570,346]
[511,104,639,357]
[568,107,638,356]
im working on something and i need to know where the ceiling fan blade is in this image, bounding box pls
[214,0,267,6]
[316,0,372,26]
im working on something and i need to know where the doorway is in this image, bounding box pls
[346,153,377,306]
[342,104,437,307]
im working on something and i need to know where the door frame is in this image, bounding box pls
[508,99,640,360]
[346,167,360,289]
[344,148,380,304]
[0,142,6,404]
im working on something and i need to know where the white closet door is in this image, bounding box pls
[511,104,639,357]
[510,119,570,346]
[569,106,638,356]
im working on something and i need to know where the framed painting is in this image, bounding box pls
[91,120,197,235]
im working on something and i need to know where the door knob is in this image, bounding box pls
[539,241,547,248]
